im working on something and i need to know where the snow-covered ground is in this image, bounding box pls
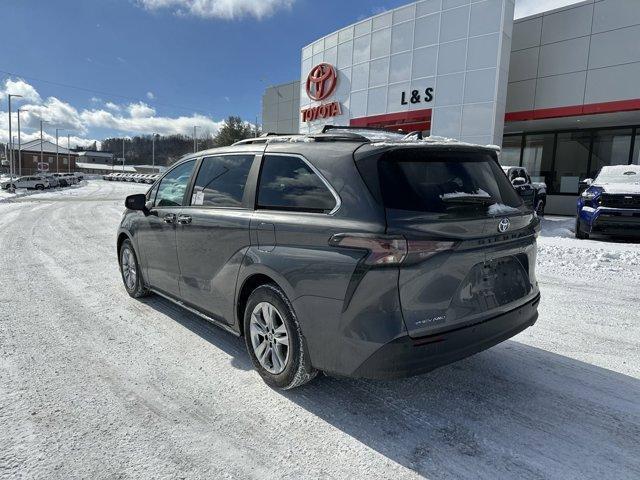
[0,181,638,479]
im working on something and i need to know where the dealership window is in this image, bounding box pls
[554,132,591,194]
[191,155,254,208]
[257,155,336,213]
[522,134,554,187]
[590,128,633,177]
[500,135,522,166]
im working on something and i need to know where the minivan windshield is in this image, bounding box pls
[376,149,523,218]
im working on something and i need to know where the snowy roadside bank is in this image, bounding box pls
[537,216,640,281]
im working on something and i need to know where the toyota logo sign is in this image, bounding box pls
[306,63,338,101]
[498,218,511,233]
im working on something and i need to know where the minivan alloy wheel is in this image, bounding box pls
[249,302,290,374]
[120,247,137,290]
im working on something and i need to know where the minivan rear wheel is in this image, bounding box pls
[244,284,317,390]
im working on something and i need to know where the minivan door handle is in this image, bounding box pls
[163,213,176,224]
[177,214,192,225]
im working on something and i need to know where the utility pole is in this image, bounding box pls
[7,94,23,191]
[40,120,48,174]
[67,134,71,173]
[17,108,27,176]
[55,128,62,173]
[152,133,157,171]
[193,125,199,153]
[122,138,125,173]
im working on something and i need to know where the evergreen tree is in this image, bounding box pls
[212,116,255,147]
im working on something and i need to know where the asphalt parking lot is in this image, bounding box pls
[1,180,639,479]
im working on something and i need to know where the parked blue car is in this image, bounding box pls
[576,165,640,239]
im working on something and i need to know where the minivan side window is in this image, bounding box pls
[191,155,254,208]
[257,155,336,213]
[147,183,159,205]
[154,160,196,207]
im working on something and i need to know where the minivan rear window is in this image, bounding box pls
[369,149,522,217]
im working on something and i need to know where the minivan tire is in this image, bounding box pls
[119,239,149,298]
[243,284,317,390]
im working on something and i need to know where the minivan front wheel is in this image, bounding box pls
[119,240,149,298]
[244,285,317,390]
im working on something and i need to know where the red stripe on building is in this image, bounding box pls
[350,109,432,130]
[349,99,640,131]
[505,99,640,122]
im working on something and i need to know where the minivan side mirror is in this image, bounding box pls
[125,193,148,213]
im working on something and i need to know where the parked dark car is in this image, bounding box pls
[502,166,547,216]
[576,165,640,238]
[117,129,540,389]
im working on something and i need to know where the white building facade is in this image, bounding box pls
[262,0,640,214]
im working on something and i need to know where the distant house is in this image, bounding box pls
[75,150,116,165]
[8,139,79,175]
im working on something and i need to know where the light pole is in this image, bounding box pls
[7,93,23,190]
[122,138,125,173]
[67,134,71,173]
[193,125,199,153]
[55,128,63,173]
[17,108,28,176]
[39,119,49,174]
[152,133,157,171]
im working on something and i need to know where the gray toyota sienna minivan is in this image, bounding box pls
[117,128,540,389]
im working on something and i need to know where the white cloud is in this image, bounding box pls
[137,0,295,20]
[128,102,156,118]
[22,97,86,133]
[0,78,225,146]
[0,79,42,104]
[515,0,584,19]
[80,108,224,138]
[146,91,155,100]
[105,102,121,112]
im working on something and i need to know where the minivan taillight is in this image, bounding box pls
[329,234,455,266]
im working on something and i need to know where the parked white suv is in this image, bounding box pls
[1,176,50,190]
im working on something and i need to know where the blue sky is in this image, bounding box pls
[0,0,580,147]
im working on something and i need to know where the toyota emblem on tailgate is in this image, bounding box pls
[498,218,511,233]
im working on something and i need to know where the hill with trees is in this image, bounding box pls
[98,116,258,166]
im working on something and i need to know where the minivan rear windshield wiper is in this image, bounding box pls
[440,193,495,205]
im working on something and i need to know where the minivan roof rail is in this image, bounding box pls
[232,132,371,146]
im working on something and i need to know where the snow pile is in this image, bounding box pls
[0,187,34,202]
[539,217,575,238]
[537,216,640,280]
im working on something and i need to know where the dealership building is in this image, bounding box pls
[262,0,640,214]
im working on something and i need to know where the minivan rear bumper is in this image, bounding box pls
[352,294,540,379]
